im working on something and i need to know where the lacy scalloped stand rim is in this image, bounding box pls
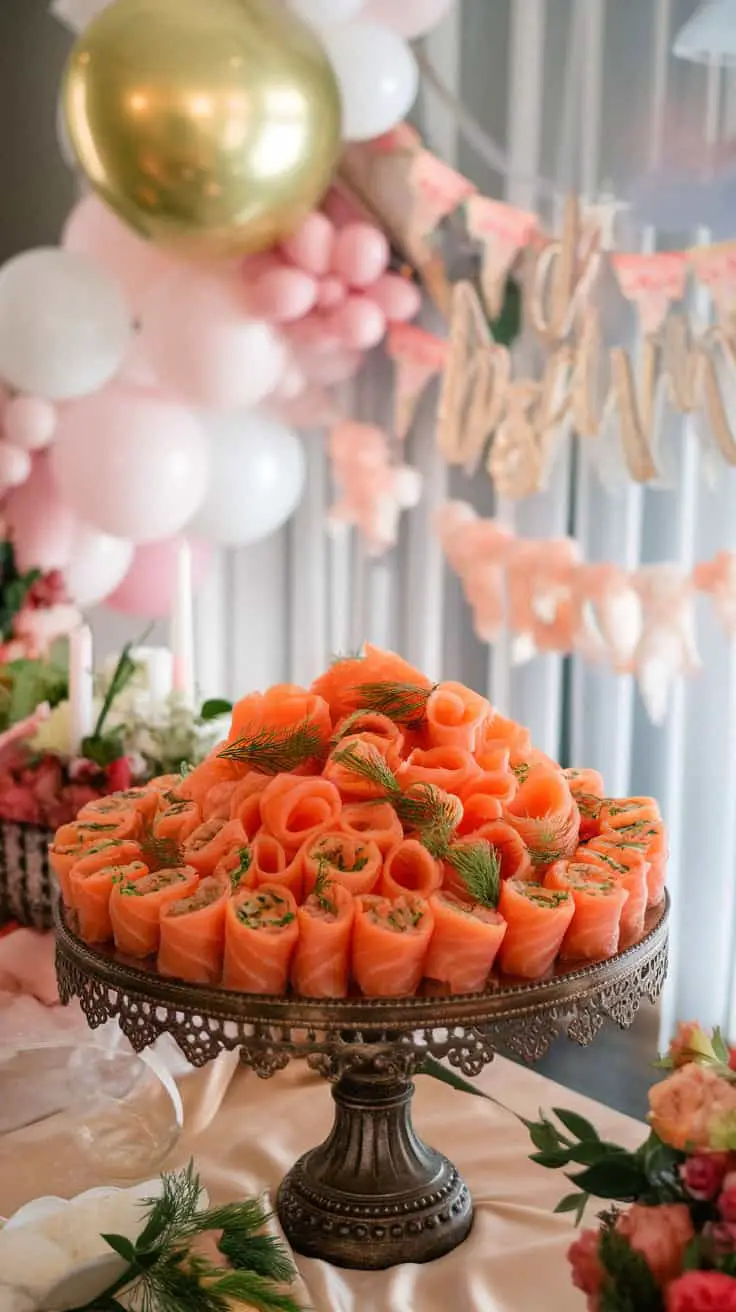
[53,896,668,1271]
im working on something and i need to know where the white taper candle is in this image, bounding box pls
[69,624,95,756]
[171,540,195,705]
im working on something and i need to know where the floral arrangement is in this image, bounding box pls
[526,1023,736,1311]
[0,1162,302,1312]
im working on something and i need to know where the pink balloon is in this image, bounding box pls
[369,272,422,322]
[106,536,212,619]
[316,276,347,311]
[62,194,179,314]
[4,455,77,571]
[0,441,31,489]
[282,213,335,277]
[3,396,57,451]
[252,266,318,323]
[332,223,390,288]
[286,313,341,354]
[271,359,307,402]
[138,269,286,411]
[49,386,210,544]
[361,0,454,38]
[331,296,387,350]
[322,188,366,229]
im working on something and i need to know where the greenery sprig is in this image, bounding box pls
[352,680,436,726]
[76,1162,301,1312]
[218,720,325,775]
[82,635,150,768]
[330,742,461,850]
[443,839,500,908]
[141,824,185,872]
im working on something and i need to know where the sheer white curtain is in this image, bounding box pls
[91,0,736,1040]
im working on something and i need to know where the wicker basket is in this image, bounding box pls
[0,821,57,930]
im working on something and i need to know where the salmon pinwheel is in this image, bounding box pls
[470,820,532,885]
[109,866,199,958]
[477,711,532,761]
[399,746,481,796]
[229,772,269,838]
[503,766,580,866]
[379,839,443,900]
[424,682,491,753]
[158,875,230,985]
[572,839,649,942]
[563,768,606,801]
[497,880,575,979]
[213,844,255,893]
[602,818,668,907]
[599,797,661,831]
[303,833,382,898]
[202,780,241,820]
[250,833,305,901]
[310,643,431,722]
[153,800,202,845]
[182,818,247,876]
[353,894,434,998]
[324,733,403,799]
[337,802,404,856]
[543,862,629,960]
[456,793,503,834]
[223,885,299,994]
[260,775,342,853]
[79,789,157,825]
[227,683,331,770]
[71,860,149,945]
[332,711,404,750]
[424,892,507,993]
[292,879,355,998]
[55,837,143,907]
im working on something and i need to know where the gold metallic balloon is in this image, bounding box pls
[62,0,342,258]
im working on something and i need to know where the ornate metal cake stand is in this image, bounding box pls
[55,897,668,1271]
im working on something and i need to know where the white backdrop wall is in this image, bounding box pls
[85,0,736,1039]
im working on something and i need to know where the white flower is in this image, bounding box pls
[0,1180,164,1312]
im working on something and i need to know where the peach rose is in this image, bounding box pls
[568,1228,604,1307]
[649,1064,736,1151]
[616,1203,694,1286]
[668,1022,720,1069]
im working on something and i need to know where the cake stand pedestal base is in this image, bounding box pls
[277,1070,472,1269]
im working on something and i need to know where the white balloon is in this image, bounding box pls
[0,249,131,400]
[361,0,453,39]
[320,22,419,142]
[64,523,134,607]
[288,0,364,28]
[192,411,306,546]
[0,442,31,489]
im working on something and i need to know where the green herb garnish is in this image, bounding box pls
[353,679,435,726]
[445,840,501,908]
[218,719,324,775]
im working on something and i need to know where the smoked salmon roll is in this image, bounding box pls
[572,839,649,942]
[202,780,241,821]
[470,820,533,884]
[456,793,504,835]
[310,644,431,722]
[324,733,403,799]
[223,885,299,993]
[332,711,404,750]
[337,801,404,856]
[303,832,382,897]
[380,839,443,900]
[564,768,605,801]
[352,894,434,998]
[424,891,507,993]
[398,746,481,796]
[603,818,668,907]
[477,712,532,761]
[153,800,202,845]
[292,879,355,998]
[157,875,229,984]
[503,766,580,866]
[497,880,575,980]
[79,789,158,825]
[178,753,245,809]
[574,793,606,842]
[599,797,661,831]
[182,818,247,876]
[213,844,255,893]
[54,838,143,907]
[424,682,491,753]
[543,862,629,960]
[229,683,332,756]
[250,833,305,901]
[260,775,342,853]
[70,860,149,944]
[109,866,199,958]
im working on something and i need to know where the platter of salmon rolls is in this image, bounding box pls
[53,645,669,1009]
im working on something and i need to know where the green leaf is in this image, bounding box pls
[552,1108,601,1143]
[101,1233,137,1264]
[81,733,126,768]
[554,1191,590,1227]
[420,1056,491,1100]
[713,1027,731,1064]
[200,698,233,721]
[567,1157,647,1201]
[565,1142,628,1167]
[529,1149,572,1168]
[529,1120,563,1154]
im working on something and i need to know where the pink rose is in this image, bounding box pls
[568,1229,604,1304]
[649,1065,736,1151]
[666,1270,736,1311]
[682,1153,728,1200]
[615,1203,694,1286]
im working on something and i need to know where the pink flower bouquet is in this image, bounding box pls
[526,1023,736,1310]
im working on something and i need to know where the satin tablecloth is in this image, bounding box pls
[150,1052,644,1312]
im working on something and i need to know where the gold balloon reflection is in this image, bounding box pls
[63,0,343,258]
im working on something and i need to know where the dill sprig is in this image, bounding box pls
[141,824,185,871]
[512,762,530,784]
[313,857,337,914]
[218,720,324,775]
[230,846,252,892]
[444,840,501,908]
[353,680,435,725]
[83,1162,301,1312]
[330,745,462,848]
